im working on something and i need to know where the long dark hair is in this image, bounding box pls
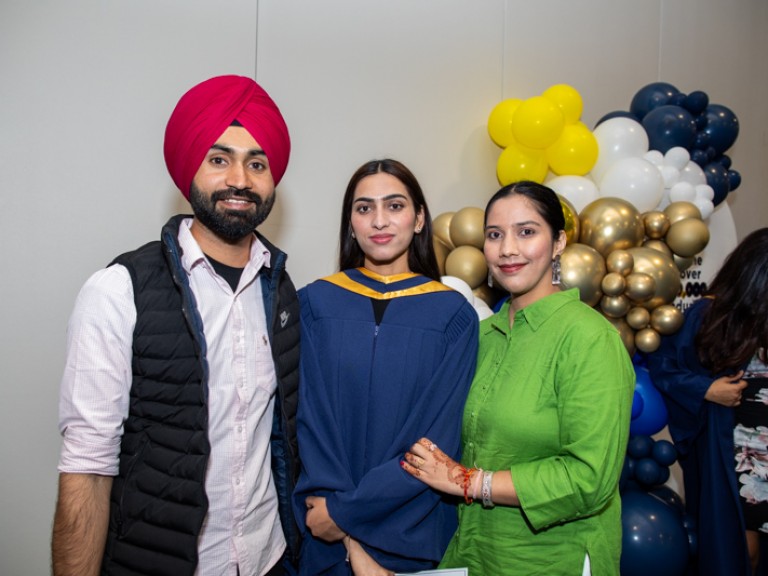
[484,180,565,240]
[338,159,440,280]
[696,227,768,373]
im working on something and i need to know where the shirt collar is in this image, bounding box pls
[177,217,272,274]
[484,288,581,336]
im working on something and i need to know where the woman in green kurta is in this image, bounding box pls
[403,181,634,575]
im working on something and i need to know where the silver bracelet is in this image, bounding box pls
[481,470,495,508]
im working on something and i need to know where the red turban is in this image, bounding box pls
[164,75,291,199]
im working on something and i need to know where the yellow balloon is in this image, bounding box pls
[496,141,549,185]
[579,197,644,257]
[444,245,488,289]
[433,237,451,276]
[625,272,657,302]
[643,239,673,258]
[449,207,485,249]
[560,243,606,307]
[432,212,455,249]
[643,211,670,239]
[542,84,583,124]
[606,317,636,355]
[665,218,710,258]
[601,272,627,296]
[626,247,682,309]
[511,96,566,149]
[626,306,651,330]
[606,249,634,276]
[487,98,523,148]
[650,304,685,335]
[558,194,580,245]
[664,201,702,224]
[600,294,631,318]
[546,122,598,176]
[635,327,661,353]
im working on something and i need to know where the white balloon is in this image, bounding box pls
[644,150,665,167]
[669,181,696,202]
[664,147,690,171]
[599,156,665,213]
[679,161,706,186]
[693,198,715,220]
[695,184,715,201]
[660,165,680,188]
[591,118,649,185]
[546,174,600,213]
[474,299,494,320]
[441,275,474,301]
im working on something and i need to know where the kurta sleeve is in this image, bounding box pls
[295,291,478,562]
[647,299,714,456]
[511,325,634,531]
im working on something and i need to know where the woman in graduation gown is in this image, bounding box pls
[294,159,479,575]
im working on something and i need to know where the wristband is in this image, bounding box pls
[481,470,495,508]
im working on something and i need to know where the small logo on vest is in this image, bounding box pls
[280,310,290,328]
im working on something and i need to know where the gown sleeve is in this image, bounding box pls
[647,299,713,457]
[512,323,635,531]
[295,291,478,562]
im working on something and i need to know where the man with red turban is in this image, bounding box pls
[52,76,300,576]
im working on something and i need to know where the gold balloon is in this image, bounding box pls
[444,245,488,289]
[643,211,670,239]
[558,194,580,245]
[560,243,606,307]
[665,218,710,258]
[433,212,455,249]
[578,197,644,257]
[606,317,636,356]
[650,304,685,335]
[626,247,682,310]
[673,254,695,272]
[449,207,485,249]
[643,239,673,258]
[624,272,657,302]
[606,249,634,277]
[635,327,661,353]
[664,201,702,225]
[601,272,626,296]
[433,237,451,276]
[626,306,651,330]
[473,283,504,308]
[600,294,631,318]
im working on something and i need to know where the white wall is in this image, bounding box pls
[1,1,766,573]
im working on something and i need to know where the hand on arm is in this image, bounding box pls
[345,536,395,576]
[402,438,521,506]
[705,370,747,407]
[304,496,346,542]
[52,473,113,576]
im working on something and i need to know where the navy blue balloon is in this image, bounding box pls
[620,456,634,492]
[635,457,663,486]
[694,131,710,150]
[719,154,732,169]
[627,435,654,459]
[669,93,687,107]
[704,162,730,205]
[682,513,698,556]
[703,104,739,155]
[621,490,689,576]
[630,82,680,120]
[728,169,742,191]
[642,105,697,153]
[631,367,669,436]
[695,113,708,131]
[631,390,644,419]
[652,439,678,466]
[657,466,671,485]
[684,91,709,115]
[650,485,685,515]
[691,150,709,167]
[594,109,639,128]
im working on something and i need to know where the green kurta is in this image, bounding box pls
[440,289,634,575]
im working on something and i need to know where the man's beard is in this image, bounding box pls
[189,183,275,242]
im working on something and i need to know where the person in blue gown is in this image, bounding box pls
[649,228,768,576]
[293,159,479,575]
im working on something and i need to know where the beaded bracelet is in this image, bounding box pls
[481,470,495,508]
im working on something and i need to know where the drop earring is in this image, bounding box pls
[551,254,561,285]
[487,270,494,288]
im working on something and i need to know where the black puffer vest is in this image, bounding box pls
[101,215,300,575]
